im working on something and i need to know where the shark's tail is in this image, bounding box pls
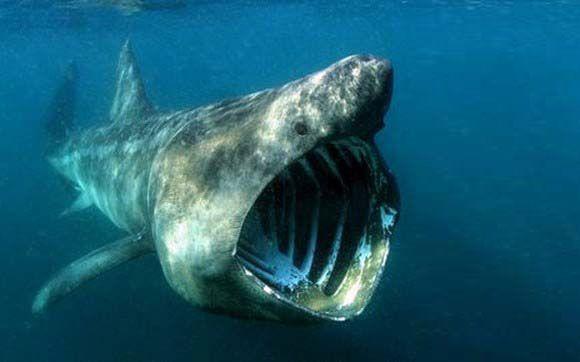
[44,62,78,156]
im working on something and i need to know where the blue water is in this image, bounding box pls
[1,1,580,361]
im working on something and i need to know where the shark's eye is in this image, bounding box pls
[294,121,309,136]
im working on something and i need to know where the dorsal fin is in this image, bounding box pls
[109,39,154,123]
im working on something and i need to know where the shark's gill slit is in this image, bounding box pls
[324,144,373,295]
[291,162,316,270]
[306,151,345,284]
[273,177,286,254]
[286,174,297,260]
[324,161,371,295]
[237,137,388,311]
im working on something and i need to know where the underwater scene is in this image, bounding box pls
[1,1,579,361]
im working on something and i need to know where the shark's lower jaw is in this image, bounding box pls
[236,137,399,321]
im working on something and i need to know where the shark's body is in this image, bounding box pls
[34,41,400,322]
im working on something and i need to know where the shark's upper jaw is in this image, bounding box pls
[236,136,399,321]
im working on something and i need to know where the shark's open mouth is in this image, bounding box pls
[236,137,399,320]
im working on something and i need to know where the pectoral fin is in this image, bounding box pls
[32,233,153,314]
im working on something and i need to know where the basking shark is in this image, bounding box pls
[33,41,400,322]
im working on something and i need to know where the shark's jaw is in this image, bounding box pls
[235,136,399,321]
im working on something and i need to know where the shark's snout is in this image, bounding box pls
[335,55,393,102]
[331,55,393,137]
[292,55,394,141]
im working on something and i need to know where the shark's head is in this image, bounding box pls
[150,55,399,322]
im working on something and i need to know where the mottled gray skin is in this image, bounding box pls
[34,40,396,322]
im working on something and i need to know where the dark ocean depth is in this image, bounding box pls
[1,1,579,361]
